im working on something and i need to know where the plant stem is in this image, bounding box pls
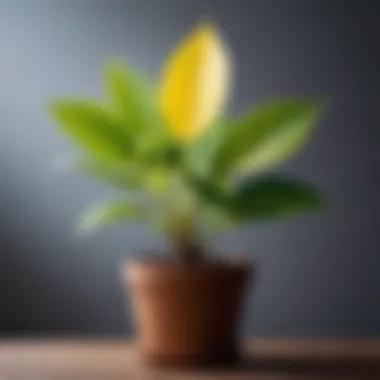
[169,235,204,264]
[165,210,204,264]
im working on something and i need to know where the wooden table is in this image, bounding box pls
[1,340,380,379]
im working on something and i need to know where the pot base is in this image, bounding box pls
[142,348,241,368]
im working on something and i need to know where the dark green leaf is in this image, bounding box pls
[186,173,231,210]
[231,175,325,220]
[138,141,183,169]
[187,120,227,177]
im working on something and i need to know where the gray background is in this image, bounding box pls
[0,0,378,337]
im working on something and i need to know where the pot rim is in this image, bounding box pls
[122,254,256,282]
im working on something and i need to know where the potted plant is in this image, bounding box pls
[49,23,325,366]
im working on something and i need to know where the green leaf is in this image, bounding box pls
[49,100,131,160]
[138,141,183,169]
[105,61,172,159]
[213,99,324,178]
[77,200,144,233]
[186,172,325,227]
[198,205,235,238]
[105,61,159,131]
[65,156,144,190]
[187,120,227,177]
[186,172,231,210]
[231,175,325,220]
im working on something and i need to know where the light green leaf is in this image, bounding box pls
[105,61,158,134]
[231,175,325,220]
[49,100,131,160]
[77,201,144,233]
[213,99,323,178]
[65,156,144,190]
[105,61,172,159]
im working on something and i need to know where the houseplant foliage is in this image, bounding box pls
[49,23,324,365]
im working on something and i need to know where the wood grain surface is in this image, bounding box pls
[1,339,380,379]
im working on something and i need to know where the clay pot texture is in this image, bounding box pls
[124,258,253,367]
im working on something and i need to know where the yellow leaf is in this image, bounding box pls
[160,23,231,143]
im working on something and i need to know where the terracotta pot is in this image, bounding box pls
[123,258,253,367]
